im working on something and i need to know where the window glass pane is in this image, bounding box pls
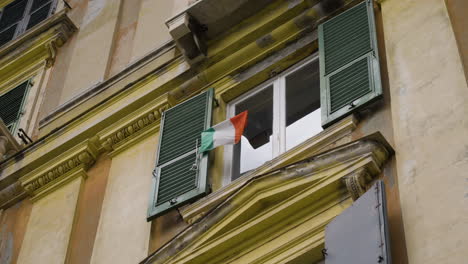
[31,0,51,11]
[26,2,52,29]
[0,24,17,46]
[0,0,28,29]
[285,60,322,151]
[232,85,273,180]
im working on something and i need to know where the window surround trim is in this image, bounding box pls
[223,54,320,186]
[0,0,58,47]
[0,61,51,142]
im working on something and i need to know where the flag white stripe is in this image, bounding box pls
[212,119,236,148]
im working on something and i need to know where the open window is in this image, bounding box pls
[223,0,382,185]
[225,55,323,183]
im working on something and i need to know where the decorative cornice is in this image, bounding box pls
[0,9,77,81]
[142,132,394,264]
[0,182,26,209]
[19,140,99,202]
[180,114,358,224]
[344,167,372,201]
[99,95,170,156]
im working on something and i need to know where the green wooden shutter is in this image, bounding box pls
[319,0,382,127]
[0,80,31,132]
[147,89,213,221]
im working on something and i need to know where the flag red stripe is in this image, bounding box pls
[230,111,248,143]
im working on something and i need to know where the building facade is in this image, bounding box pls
[0,0,467,263]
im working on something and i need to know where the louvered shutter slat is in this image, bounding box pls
[0,80,30,131]
[319,0,382,127]
[147,89,213,221]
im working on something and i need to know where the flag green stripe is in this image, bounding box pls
[200,127,215,153]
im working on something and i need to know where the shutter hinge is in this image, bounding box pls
[213,98,219,108]
[322,248,328,258]
[190,139,200,171]
[152,169,158,178]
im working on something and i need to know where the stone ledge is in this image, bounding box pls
[142,132,393,264]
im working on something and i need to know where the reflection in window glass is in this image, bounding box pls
[285,60,322,151]
[232,86,273,180]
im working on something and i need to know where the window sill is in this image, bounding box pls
[179,114,358,224]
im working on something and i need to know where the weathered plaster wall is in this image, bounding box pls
[382,0,468,263]
[16,176,83,264]
[37,0,90,123]
[352,6,408,263]
[0,200,32,264]
[130,0,174,61]
[66,155,112,264]
[106,0,143,77]
[148,209,188,253]
[90,135,157,264]
[445,0,468,84]
[59,0,122,105]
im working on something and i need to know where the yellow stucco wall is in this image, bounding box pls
[0,200,32,264]
[59,0,122,104]
[130,0,174,61]
[382,0,468,263]
[90,135,158,264]
[1,0,468,263]
[16,176,83,264]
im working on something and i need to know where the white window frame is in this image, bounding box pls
[223,54,319,186]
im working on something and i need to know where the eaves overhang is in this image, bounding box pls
[141,132,394,264]
[166,0,345,64]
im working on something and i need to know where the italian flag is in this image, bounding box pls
[200,111,248,153]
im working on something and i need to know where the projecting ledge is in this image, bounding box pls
[142,132,394,264]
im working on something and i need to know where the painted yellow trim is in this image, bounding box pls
[0,0,346,207]
[144,136,392,264]
[181,114,358,224]
[0,0,14,8]
[18,140,99,202]
[98,94,170,157]
[0,9,76,83]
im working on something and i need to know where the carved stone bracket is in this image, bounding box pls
[344,168,373,201]
[44,16,77,67]
[0,8,77,80]
[166,12,207,64]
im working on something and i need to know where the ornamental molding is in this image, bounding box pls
[0,182,26,209]
[142,132,393,264]
[19,140,99,202]
[99,94,171,157]
[0,8,77,81]
[180,114,358,224]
